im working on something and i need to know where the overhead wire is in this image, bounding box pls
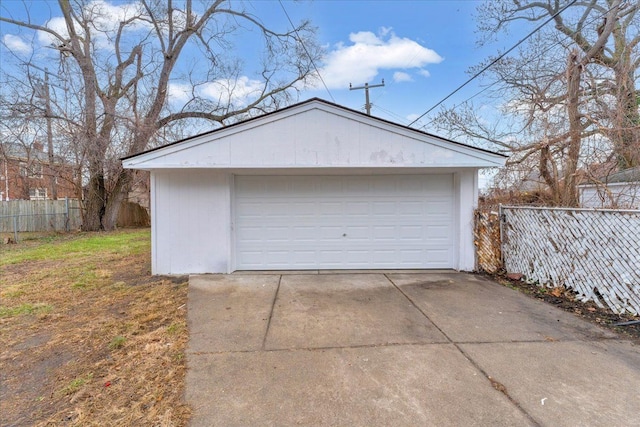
[407,0,579,127]
[373,104,415,125]
[411,0,621,132]
[278,0,335,103]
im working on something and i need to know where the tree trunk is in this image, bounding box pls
[102,168,133,231]
[563,50,582,207]
[539,145,561,205]
[612,62,640,169]
[82,160,106,231]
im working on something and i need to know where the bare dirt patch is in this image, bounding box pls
[0,229,190,426]
[488,273,640,343]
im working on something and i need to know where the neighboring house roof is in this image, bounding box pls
[579,166,640,187]
[603,166,640,184]
[123,98,507,170]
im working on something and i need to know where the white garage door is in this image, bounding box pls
[234,175,454,270]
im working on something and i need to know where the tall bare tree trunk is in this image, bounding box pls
[103,168,133,230]
[83,160,106,231]
[612,61,640,169]
[563,50,582,207]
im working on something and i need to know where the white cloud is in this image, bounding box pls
[167,83,192,104]
[349,31,384,46]
[200,76,264,105]
[36,1,150,50]
[318,29,443,89]
[37,16,69,46]
[87,0,146,32]
[393,71,413,83]
[2,34,32,55]
[166,77,264,108]
[418,69,431,78]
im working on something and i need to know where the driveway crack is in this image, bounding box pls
[261,275,282,350]
[384,273,541,427]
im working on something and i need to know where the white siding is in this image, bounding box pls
[152,170,231,274]
[148,170,479,274]
[455,170,479,271]
[580,183,640,209]
[124,103,506,170]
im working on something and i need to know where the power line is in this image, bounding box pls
[374,104,414,125]
[278,0,335,103]
[413,82,497,131]
[408,0,579,127]
[413,0,620,132]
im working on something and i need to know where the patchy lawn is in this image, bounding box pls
[0,229,190,426]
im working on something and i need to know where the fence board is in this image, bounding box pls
[0,199,82,233]
[500,206,640,315]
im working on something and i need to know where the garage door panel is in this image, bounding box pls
[427,224,451,238]
[319,250,343,264]
[319,202,343,215]
[345,201,369,214]
[292,226,317,240]
[290,201,316,215]
[372,201,397,214]
[399,200,423,214]
[426,200,451,213]
[235,175,454,270]
[344,250,369,263]
[373,226,396,239]
[319,226,342,239]
[426,249,452,264]
[399,225,423,239]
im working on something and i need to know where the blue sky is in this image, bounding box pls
[254,0,520,128]
[0,0,527,131]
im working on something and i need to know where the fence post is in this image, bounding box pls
[498,204,504,268]
[65,197,70,232]
[13,214,19,243]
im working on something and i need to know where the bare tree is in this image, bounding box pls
[436,0,638,206]
[478,0,640,169]
[1,0,320,230]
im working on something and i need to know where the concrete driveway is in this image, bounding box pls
[185,272,640,426]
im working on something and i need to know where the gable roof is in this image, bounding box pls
[123,98,507,170]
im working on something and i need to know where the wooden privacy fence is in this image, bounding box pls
[0,199,82,235]
[498,206,640,315]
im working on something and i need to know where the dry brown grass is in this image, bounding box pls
[0,229,190,426]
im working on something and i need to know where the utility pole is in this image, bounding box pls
[43,69,57,199]
[349,80,384,115]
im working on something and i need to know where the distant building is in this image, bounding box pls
[0,142,77,201]
[579,166,640,209]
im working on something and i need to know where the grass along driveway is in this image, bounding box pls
[0,229,190,426]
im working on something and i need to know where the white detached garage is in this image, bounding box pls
[122,98,506,274]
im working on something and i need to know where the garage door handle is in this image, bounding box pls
[343,233,347,237]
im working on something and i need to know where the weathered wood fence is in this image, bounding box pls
[0,199,83,234]
[475,206,640,315]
